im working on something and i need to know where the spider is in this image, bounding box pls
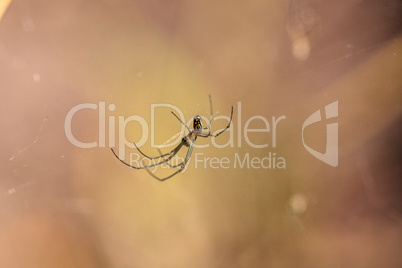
[111,95,233,181]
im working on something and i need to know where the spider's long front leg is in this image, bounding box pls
[171,111,191,133]
[198,105,233,138]
[208,106,233,138]
[145,139,195,181]
[207,94,214,127]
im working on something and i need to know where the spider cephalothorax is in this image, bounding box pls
[193,115,202,130]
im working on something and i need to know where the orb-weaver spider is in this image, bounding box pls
[111,95,233,181]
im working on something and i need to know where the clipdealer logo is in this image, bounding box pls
[64,100,338,170]
[302,101,338,167]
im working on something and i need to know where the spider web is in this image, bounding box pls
[1,106,48,197]
[7,106,48,162]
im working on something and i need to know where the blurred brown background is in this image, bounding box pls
[0,0,401,267]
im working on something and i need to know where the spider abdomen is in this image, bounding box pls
[182,132,197,147]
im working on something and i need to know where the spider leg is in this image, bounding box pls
[156,138,195,169]
[134,142,176,160]
[207,94,213,126]
[198,105,233,138]
[156,148,176,168]
[155,147,188,169]
[199,125,211,137]
[138,142,184,169]
[145,165,183,181]
[202,95,214,136]
[197,132,210,138]
[209,106,233,137]
[111,142,184,169]
[111,148,142,169]
[145,140,195,181]
[171,111,191,133]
